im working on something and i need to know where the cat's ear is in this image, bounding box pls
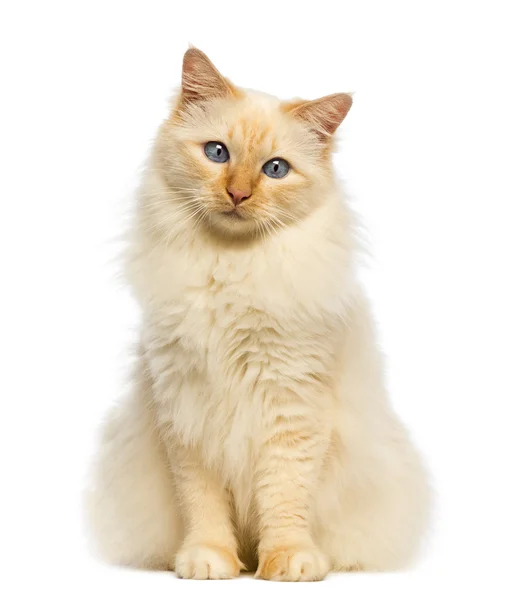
[286,93,352,140]
[180,47,237,106]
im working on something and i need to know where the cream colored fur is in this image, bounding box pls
[85,48,429,581]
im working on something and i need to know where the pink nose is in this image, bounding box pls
[227,186,251,206]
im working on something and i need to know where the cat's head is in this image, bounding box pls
[152,48,351,240]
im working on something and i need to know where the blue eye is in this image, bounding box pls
[204,141,230,163]
[262,158,290,179]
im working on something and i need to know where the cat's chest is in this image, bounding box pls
[154,250,288,354]
[152,265,273,471]
[140,240,345,476]
[144,237,347,386]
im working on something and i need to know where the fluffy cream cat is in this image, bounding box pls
[85,47,430,581]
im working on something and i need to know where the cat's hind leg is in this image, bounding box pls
[315,432,430,572]
[84,365,180,569]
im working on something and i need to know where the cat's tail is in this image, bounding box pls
[83,360,180,569]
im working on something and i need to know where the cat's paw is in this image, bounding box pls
[255,544,330,582]
[174,543,243,580]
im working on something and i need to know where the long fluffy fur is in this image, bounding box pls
[85,48,430,581]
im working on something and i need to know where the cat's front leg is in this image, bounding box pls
[167,443,244,579]
[254,395,331,582]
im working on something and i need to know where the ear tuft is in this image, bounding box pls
[287,93,352,140]
[181,47,236,106]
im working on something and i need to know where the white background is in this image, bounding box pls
[1,1,522,598]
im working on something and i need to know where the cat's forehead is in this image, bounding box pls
[220,90,295,154]
[177,88,306,160]
[228,91,282,129]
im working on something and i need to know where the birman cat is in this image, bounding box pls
[86,47,430,581]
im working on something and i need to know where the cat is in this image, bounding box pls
[85,47,430,581]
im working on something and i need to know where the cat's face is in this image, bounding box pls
[153,49,351,239]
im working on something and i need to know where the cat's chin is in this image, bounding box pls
[219,210,246,222]
[205,211,262,239]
